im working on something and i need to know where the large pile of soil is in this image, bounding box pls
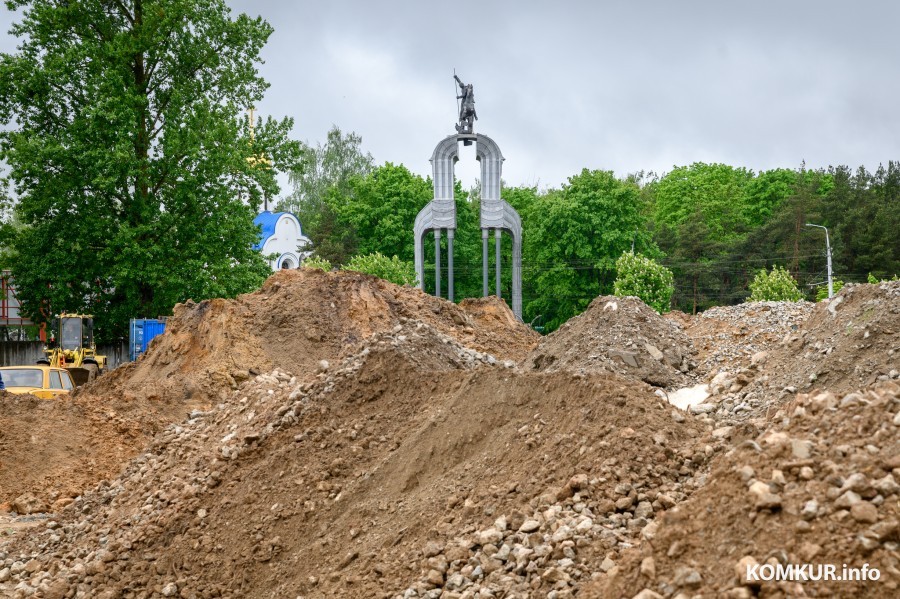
[86,268,538,405]
[0,322,716,598]
[0,269,537,512]
[527,296,697,388]
[0,390,200,508]
[586,380,900,598]
[764,281,900,395]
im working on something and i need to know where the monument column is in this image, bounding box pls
[434,229,441,298]
[495,229,502,298]
[482,229,489,296]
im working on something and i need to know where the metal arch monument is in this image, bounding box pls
[413,75,523,320]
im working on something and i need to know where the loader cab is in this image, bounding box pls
[59,315,94,351]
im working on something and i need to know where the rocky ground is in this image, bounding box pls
[0,275,898,598]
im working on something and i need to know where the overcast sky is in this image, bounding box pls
[3,1,899,196]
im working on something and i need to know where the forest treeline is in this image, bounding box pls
[282,128,899,331]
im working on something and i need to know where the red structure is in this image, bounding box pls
[1,270,41,340]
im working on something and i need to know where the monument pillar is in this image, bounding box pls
[413,74,522,320]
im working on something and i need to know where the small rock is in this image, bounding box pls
[735,556,761,587]
[631,591,663,599]
[835,490,862,509]
[851,502,879,524]
[161,582,178,597]
[640,556,656,579]
[800,500,818,520]
[519,519,541,533]
[791,439,814,459]
[600,557,616,572]
[748,481,781,510]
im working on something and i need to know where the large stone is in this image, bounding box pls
[748,481,781,510]
[851,502,879,524]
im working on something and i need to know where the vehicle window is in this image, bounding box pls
[2,369,44,387]
[61,318,82,351]
[60,371,74,391]
[49,370,63,389]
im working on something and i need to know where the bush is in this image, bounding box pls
[613,251,674,313]
[341,252,416,286]
[815,279,844,302]
[747,265,803,302]
[301,256,332,271]
[868,272,899,283]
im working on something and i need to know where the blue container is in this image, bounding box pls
[129,318,167,361]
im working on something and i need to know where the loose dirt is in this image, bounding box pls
[527,296,697,388]
[2,276,899,599]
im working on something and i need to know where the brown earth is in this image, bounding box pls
[0,322,716,598]
[586,380,900,599]
[0,390,201,508]
[527,295,696,388]
[0,269,537,511]
[86,268,538,406]
[2,278,900,599]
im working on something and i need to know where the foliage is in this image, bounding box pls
[524,170,655,330]
[334,163,431,263]
[278,126,373,264]
[747,266,803,302]
[814,279,844,302]
[867,273,899,284]
[613,252,674,313]
[301,256,332,272]
[0,0,300,340]
[342,252,415,286]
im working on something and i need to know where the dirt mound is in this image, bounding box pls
[675,301,815,378]
[527,295,697,388]
[0,321,718,598]
[694,282,900,424]
[586,380,900,598]
[0,390,200,508]
[766,281,900,395]
[86,268,538,405]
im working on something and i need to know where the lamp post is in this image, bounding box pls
[805,223,833,299]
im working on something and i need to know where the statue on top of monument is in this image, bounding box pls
[454,73,477,134]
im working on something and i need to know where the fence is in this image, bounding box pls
[0,341,129,370]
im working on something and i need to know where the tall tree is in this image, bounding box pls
[278,126,373,263]
[524,169,654,330]
[0,0,300,339]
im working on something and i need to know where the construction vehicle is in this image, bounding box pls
[37,313,106,387]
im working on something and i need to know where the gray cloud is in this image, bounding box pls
[3,0,899,196]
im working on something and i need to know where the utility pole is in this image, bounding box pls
[805,223,833,298]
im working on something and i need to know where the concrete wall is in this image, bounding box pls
[0,341,129,369]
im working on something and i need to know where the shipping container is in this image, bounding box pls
[129,318,167,361]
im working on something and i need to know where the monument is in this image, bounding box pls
[413,74,523,320]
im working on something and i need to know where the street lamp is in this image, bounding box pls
[805,223,833,299]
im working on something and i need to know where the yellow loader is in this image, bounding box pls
[37,313,107,387]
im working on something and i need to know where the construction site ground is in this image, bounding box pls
[0,269,898,598]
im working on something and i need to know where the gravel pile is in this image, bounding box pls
[528,296,697,388]
[587,380,900,598]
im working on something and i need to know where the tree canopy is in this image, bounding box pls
[0,0,300,339]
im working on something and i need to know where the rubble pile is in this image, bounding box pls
[0,318,718,598]
[2,275,899,599]
[586,380,900,598]
[528,296,697,388]
[1,269,537,509]
[690,282,900,424]
[87,268,538,405]
[676,301,815,377]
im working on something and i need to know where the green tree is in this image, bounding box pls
[524,170,654,330]
[0,0,300,339]
[747,265,803,302]
[278,126,373,263]
[342,252,415,286]
[613,251,674,313]
[335,163,431,263]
